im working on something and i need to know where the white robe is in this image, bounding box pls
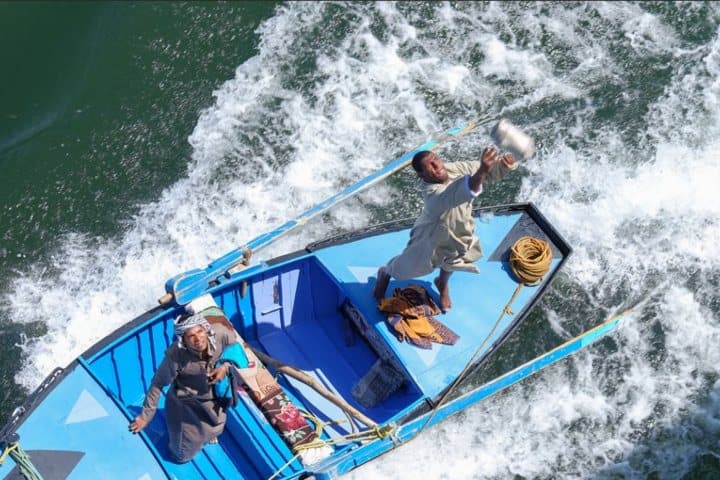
[387,160,512,279]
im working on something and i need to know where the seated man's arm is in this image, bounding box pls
[208,323,243,384]
[129,351,179,433]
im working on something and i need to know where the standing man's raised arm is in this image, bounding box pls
[469,146,501,193]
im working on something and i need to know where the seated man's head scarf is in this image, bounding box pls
[174,312,217,352]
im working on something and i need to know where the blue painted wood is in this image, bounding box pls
[311,312,629,478]
[311,210,562,399]
[166,122,478,305]
[4,202,597,480]
[7,363,170,480]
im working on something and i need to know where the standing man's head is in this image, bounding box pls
[412,151,449,184]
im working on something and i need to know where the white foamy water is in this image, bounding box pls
[352,4,720,480]
[6,2,720,478]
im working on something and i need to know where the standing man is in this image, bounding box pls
[373,146,517,311]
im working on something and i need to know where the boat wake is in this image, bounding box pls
[4,2,720,478]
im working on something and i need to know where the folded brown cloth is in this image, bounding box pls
[379,285,460,349]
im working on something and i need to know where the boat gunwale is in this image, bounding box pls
[1,201,572,479]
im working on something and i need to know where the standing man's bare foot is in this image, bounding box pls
[433,276,452,312]
[373,266,390,301]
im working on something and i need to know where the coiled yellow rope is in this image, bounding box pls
[509,236,552,286]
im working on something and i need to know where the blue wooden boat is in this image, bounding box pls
[1,124,627,480]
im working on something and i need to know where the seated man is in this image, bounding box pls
[373,146,517,311]
[189,298,333,466]
[129,312,236,463]
[130,295,332,465]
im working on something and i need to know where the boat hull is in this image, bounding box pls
[0,203,624,480]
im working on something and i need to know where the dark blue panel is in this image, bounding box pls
[308,258,343,318]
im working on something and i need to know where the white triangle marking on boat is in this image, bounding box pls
[415,342,442,366]
[347,266,381,284]
[65,389,109,424]
[137,474,152,480]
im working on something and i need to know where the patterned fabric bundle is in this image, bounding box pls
[379,285,460,349]
[202,313,321,454]
[254,374,320,452]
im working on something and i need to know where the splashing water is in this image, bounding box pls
[4,2,720,478]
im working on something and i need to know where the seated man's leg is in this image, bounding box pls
[166,393,226,463]
[168,422,205,464]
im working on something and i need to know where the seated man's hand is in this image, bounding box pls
[129,416,148,434]
[208,364,229,385]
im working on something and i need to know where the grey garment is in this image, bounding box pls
[139,323,236,463]
[386,160,514,280]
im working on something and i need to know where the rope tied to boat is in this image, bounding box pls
[0,441,18,465]
[0,437,44,480]
[266,411,398,480]
[415,237,552,435]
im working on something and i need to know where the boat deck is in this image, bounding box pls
[312,206,566,398]
[2,204,569,480]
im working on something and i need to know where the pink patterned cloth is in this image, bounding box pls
[256,381,318,451]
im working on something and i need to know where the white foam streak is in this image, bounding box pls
[595,3,679,55]
[647,27,720,143]
[5,2,720,478]
[529,140,720,288]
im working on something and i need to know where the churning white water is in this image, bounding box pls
[6,2,720,478]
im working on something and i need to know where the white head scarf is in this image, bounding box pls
[174,313,216,352]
